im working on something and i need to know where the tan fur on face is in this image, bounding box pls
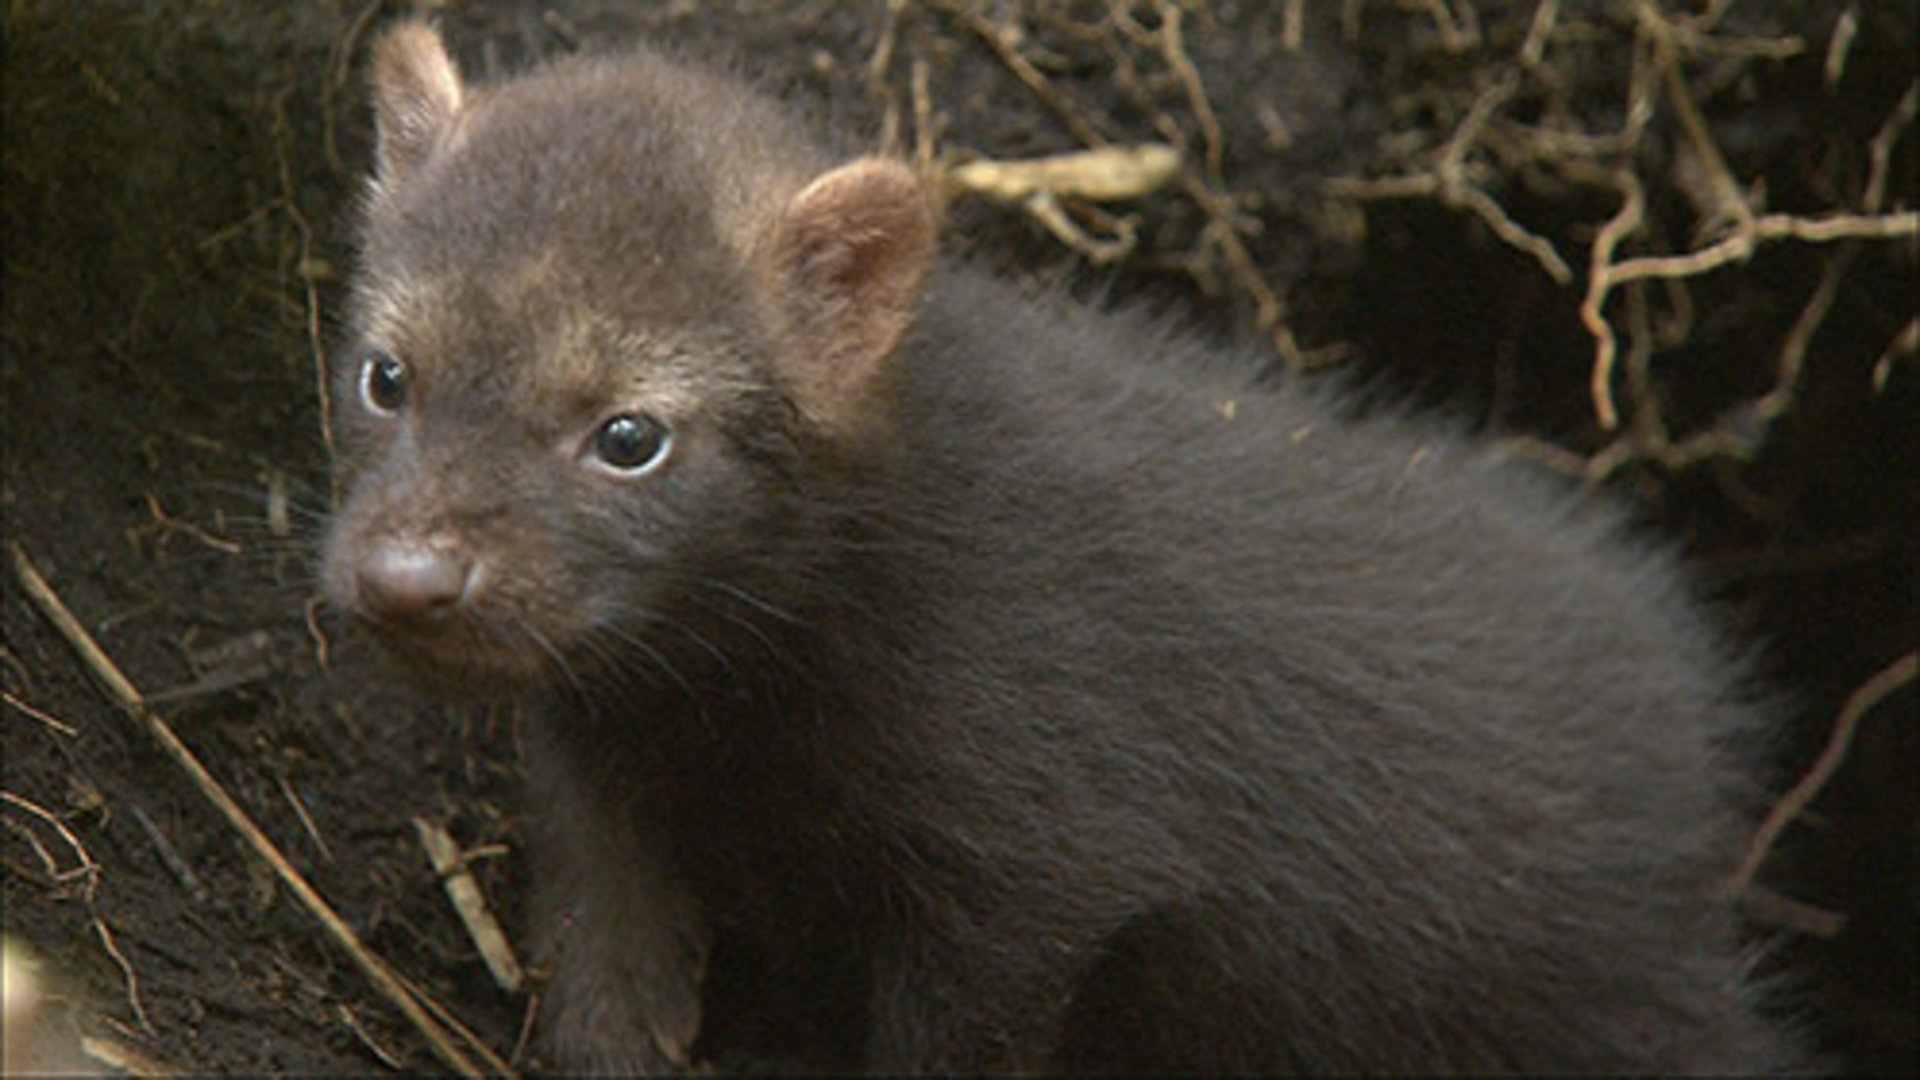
[352,270,436,360]
[525,313,758,436]
[358,261,738,445]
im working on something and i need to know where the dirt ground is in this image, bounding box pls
[3,2,1914,1074]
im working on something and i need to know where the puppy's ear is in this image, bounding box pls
[368,21,464,189]
[762,158,937,438]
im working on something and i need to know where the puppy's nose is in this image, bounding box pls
[356,540,474,622]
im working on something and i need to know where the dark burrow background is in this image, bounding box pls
[4,2,1913,1074]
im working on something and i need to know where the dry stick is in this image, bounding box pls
[336,1003,407,1071]
[1097,9,1309,362]
[1441,73,1561,274]
[303,594,333,669]
[1823,3,1859,88]
[866,0,904,157]
[1862,82,1918,214]
[1436,75,1571,284]
[1579,169,1646,430]
[509,991,543,1069]
[1324,56,1575,288]
[126,802,211,906]
[1618,277,1668,458]
[1281,0,1305,52]
[325,0,387,173]
[1323,170,1574,287]
[269,82,336,494]
[942,0,1300,357]
[389,966,519,1077]
[2,789,101,893]
[1572,15,1673,432]
[415,817,525,994]
[934,0,1107,149]
[911,55,936,175]
[1604,211,1917,287]
[1725,651,1919,898]
[80,1032,181,1078]
[1686,0,1737,34]
[1581,9,1917,432]
[143,493,242,556]
[1872,317,1919,394]
[1519,0,1559,69]
[277,772,336,863]
[1154,1,1223,179]
[8,543,492,1079]
[1133,5,1312,358]
[1642,0,1752,235]
[3,688,80,737]
[3,789,154,1035]
[1585,204,1917,431]
[89,917,154,1038]
[6,807,69,892]
[1592,243,1855,479]
[1414,0,1470,52]
[1750,245,1853,427]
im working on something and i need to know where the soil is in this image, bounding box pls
[3,2,1913,1075]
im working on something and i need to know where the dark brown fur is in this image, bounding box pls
[323,22,1804,1074]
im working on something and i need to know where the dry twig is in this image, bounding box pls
[1151,2,1223,179]
[142,493,242,556]
[1603,211,1916,289]
[1725,652,1918,899]
[415,816,526,994]
[947,144,1182,204]
[1574,6,1917,435]
[3,689,80,737]
[931,0,1320,363]
[269,82,336,487]
[3,789,154,1036]
[9,543,497,1078]
[1323,56,1574,287]
[81,1032,182,1077]
[1872,317,1918,394]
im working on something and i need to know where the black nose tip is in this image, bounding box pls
[356,540,474,622]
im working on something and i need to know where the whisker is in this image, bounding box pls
[626,608,738,681]
[679,592,800,678]
[591,621,701,704]
[693,576,803,626]
[579,618,715,738]
[520,622,592,713]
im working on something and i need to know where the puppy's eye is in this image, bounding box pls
[590,413,673,475]
[359,352,409,414]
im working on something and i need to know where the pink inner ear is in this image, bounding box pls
[370,22,464,184]
[772,159,937,434]
[782,158,935,321]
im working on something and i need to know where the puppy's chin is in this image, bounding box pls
[354,622,554,702]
